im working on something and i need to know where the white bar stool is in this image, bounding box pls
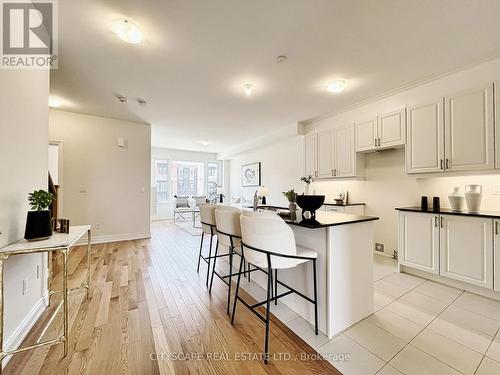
[197,203,218,286]
[231,211,319,363]
[209,207,244,313]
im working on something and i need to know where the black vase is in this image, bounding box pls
[24,210,53,240]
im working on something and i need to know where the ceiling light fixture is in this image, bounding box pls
[243,83,253,97]
[48,97,62,108]
[325,79,348,93]
[111,18,143,44]
[198,140,212,146]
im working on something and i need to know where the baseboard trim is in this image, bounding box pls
[401,265,500,302]
[3,296,46,368]
[76,231,151,246]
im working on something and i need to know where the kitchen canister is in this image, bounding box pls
[448,187,465,211]
[464,184,483,212]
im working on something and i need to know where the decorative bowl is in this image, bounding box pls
[296,195,325,219]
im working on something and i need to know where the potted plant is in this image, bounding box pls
[24,190,54,240]
[300,175,313,194]
[283,189,297,212]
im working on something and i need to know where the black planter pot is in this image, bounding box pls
[24,210,53,240]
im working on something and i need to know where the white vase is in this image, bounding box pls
[464,184,483,212]
[448,187,465,211]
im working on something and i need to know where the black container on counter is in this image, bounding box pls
[432,197,440,212]
[420,196,428,211]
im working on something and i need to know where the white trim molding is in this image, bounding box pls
[2,297,46,368]
[75,231,151,246]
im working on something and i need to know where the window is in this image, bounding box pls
[155,160,170,203]
[171,161,205,197]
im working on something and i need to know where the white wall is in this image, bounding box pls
[228,57,500,255]
[0,69,49,354]
[229,136,305,206]
[49,110,151,243]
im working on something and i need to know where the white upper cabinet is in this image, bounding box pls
[317,130,334,178]
[444,83,494,171]
[304,133,317,178]
[355,119,377,152]
[334,124,357,177]
[399,212,440,274]
[355,109,406,152]
[377,109,406,148]
[406,99,445,174]
[439,215,493,289]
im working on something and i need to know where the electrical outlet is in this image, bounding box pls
[80,186,88,193]
[22,279,28,295]
[375,243,384,252]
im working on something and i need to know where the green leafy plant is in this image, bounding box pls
[300,175,313,184]
[282,189,297,203]
[28,190,53,211]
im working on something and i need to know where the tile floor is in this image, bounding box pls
[241,254,500,375]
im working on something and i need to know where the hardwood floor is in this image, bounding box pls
[4,221,340,374]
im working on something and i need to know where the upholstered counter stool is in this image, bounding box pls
[231,211,319,363]
[209,207,243,313]
[197,203,218,286]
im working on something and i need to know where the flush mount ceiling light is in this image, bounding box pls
[111,18,143,44]
[48,97,62,108]
[243,83,253,97]
[198,140,212,146]
[325,79,348,93]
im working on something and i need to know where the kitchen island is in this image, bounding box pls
[239,210,379,338]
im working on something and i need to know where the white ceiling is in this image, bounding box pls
[51,0,500,153]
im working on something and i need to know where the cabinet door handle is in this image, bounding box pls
[445,159,450,170]
[378,138,381,147]
[440,159,444,170]
[374,138,377,147]
[334,169,337,176]
[315,171,318,177]
[440,216,444,228]
[434,216,438,227]
[496,221,499,235]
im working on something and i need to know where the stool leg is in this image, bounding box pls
[313,259,318,335]
[231,255,244,325]
[196,232,205,273]
[274,269,278,306]
[206,236,216,286]
[209,241,218,293]
[264,266,272,364]
[227,248,233,314]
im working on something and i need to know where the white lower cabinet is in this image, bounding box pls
[399,212,440,274]
[439,215,493,289]
[399,212,495,290]
[495,220,500,292]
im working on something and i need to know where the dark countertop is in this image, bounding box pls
[283,211,379,229]
[323,202,365,207]
[396,206,500,219]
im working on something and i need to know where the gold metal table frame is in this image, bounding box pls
[0,225,91,373]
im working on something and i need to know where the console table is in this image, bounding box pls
[0,225,91,372]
